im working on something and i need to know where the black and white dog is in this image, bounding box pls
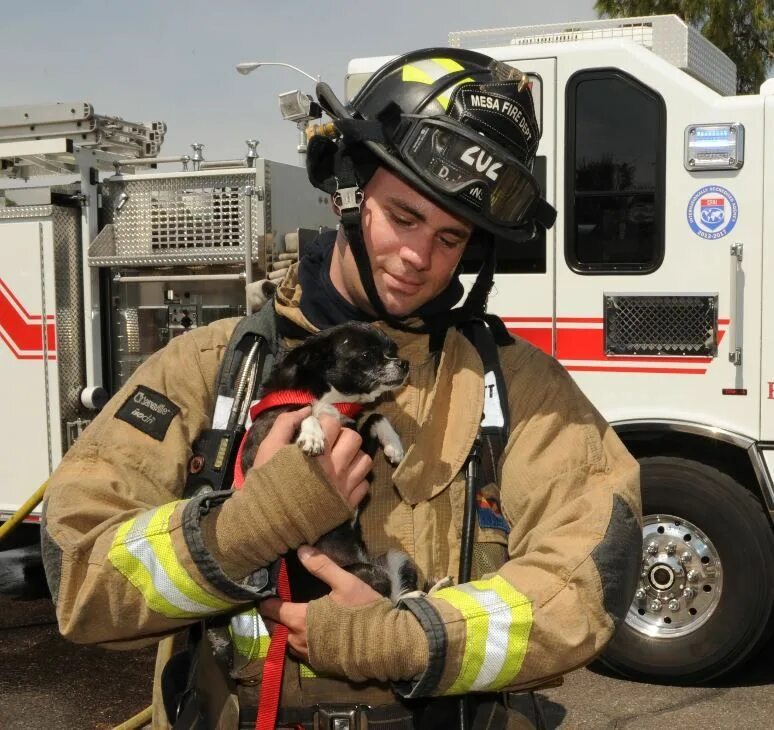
[239,321,419,602]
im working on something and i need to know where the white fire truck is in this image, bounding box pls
[1,13,772,686]
[347,15,774,684]
[0,104,336,576]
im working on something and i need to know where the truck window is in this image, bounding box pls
[566,69,665,273]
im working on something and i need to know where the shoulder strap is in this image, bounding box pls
[457,317,511,487]
[215,300,279,399]
[210,301,279,431]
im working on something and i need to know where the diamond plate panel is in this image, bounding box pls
[51,206,86,429]
[604,294,718,356]
[449,15,736,95]
[0,205,55,220]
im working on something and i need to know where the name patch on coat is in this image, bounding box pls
[116,386,180,441]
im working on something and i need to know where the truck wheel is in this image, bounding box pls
[601,456,774,683]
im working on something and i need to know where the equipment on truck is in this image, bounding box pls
[346,13,774,685]
[0,101,336,534]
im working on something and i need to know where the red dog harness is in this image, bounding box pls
[231,389,364,730]
[233,389,363,486]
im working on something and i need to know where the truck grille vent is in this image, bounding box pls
[604,294,718,356]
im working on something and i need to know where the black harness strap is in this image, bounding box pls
[457,318,510,488]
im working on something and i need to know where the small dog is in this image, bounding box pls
[240,321,419,602]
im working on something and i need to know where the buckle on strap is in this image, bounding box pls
[314,704,369,730]
[332,183,363,216]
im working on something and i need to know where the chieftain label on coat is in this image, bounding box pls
[115,385,180,440]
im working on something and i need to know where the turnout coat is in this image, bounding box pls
[41,266,642,724]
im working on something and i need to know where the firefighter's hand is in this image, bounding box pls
[259,545,382,660]
[253,410,371,510]
[252,406,312,467]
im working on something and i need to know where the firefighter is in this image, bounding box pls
[41,48,641,729]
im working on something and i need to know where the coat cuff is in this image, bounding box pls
[393,595,448,698]
[306,595,429,683]
[198,444,353,580]
[182,492,273,602]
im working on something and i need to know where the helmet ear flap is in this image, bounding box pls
[306,135,340,195]
[307,134,380,197]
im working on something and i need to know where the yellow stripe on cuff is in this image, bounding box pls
[432,575,532,693]
[299,663,320,678]
[108,502,233,618]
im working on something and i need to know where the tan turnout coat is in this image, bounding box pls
[42,267,641,725]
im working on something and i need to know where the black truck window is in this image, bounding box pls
[566,69,665,273]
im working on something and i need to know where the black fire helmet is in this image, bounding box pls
[306,47,556,334]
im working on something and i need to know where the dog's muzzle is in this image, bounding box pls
[384,357,410,386]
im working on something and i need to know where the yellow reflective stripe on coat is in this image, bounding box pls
[432,575,532,693]
[401,58,473,110]
[299,663,319,678]
[229,608,271,661]
[108,502,232,618]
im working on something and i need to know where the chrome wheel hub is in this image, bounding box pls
[626,514,722,638]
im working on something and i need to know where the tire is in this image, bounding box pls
[601,456,774,684]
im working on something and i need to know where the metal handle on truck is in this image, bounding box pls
[729,242,743,367]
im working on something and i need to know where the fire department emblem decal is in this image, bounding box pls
[687,185,738,240]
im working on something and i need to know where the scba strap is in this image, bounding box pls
[182,303,278,500]
[457,318,510,489]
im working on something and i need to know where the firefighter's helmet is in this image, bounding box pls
[308,47,556,239]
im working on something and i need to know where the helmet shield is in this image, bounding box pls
[396,116,542,226]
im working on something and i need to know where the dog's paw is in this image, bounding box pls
[366,414,404,465]
[296,415,326,455]
[383,441,404,466]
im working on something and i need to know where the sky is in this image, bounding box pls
[0,0,598,168]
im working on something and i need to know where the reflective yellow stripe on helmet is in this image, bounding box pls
[431,575,532,693]
[401,59,474,110]
[108,502,233,618]
[229,607,271,662]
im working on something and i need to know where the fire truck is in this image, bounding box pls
[347,15,774,684]
[1,12,772,686]
[0,104,336,582]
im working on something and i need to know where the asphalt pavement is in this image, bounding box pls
[0,547,772,729]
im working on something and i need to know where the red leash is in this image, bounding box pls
[232,431,291,730]
[255,558,291,730]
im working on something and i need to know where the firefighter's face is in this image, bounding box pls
[329,167,472,317]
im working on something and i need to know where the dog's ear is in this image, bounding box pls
[270,336,333,394]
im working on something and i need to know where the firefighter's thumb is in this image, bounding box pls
[297,545,339,585]
[298,545,382,606]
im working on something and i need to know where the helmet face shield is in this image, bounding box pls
[397,117,541,226]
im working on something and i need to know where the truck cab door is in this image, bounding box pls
[554,65,762,436]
